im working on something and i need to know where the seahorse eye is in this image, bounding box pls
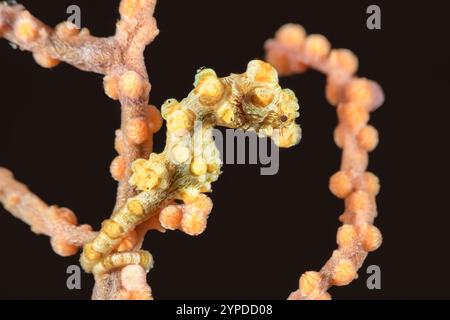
[280,115,288,122]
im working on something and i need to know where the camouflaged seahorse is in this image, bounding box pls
[80,60,302,276]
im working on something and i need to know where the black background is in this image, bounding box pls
[0,0,448,299]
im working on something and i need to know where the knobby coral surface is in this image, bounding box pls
[265,24,384,299]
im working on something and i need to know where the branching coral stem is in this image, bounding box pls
[0,168,97,256]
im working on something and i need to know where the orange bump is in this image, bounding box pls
[332,259,356,286]
[304,34,331,59]
[329,171,353,199]
[359,224,382,252]
[110,156,126,181]
[357,125,379,151]
[328,49,359,74]
[275,24,306,48]
[299,271,322,296]
[159,206,183,230]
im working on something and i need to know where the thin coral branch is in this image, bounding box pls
[0,3,120,74]
[0,168,97,256]
[265,24,384,300]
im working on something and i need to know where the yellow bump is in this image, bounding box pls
[274,124,302,148]
[207,163,220,174]
[190,158,207,176]
[161,99,181,119]
[144,170,161,190]
[120,0,140,19]
[127,199,144,216]
[332,259,357,286]
[251,87,274,108]
[130,159,161,190]
[83,243,102,261]
[15,18,38,42]
[171,144,191,164]
[194,69,224,106]
[246,60,278,83]
[179,188,200,203]
[103,75,120,100]
[167,109,195,132]
[101,219,124,239]
[218,106,234,124]
[299,271,322,296]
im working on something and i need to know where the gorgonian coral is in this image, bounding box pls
[265,24,384,299]
[0,1,383,300]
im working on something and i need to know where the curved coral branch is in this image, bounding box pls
[265,24,384,300]
[0,3,120,73]
[0,168,97,256]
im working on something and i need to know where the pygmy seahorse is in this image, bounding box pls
[80,60,302,277]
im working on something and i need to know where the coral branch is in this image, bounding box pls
[0,168,97,256]
[265,24,384,300]
[93,0,160,300]
[0,3,120,73]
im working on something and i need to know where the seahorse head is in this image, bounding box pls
[193,60,302,148]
